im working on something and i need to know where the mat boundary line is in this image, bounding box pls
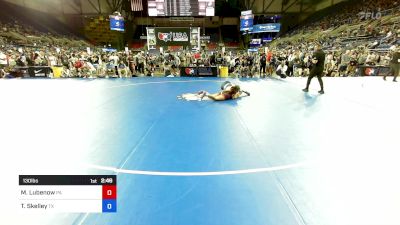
[84,161,310,176]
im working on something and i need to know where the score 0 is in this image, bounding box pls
[102,185,117,213]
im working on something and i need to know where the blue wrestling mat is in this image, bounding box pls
[1,77,399,225]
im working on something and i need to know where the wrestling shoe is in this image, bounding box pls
[199,92,207,100]
[242,91,250,96]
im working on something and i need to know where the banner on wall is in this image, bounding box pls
[248,48,259,52]
[155,27,190,47]
[190,27,200,51]
[250,23,281,33]
[359,66,390,76]
[250,39,261,45]
[28,66,51,77]
[180,66,218,77]
[147,28,156,50]
[262,37,273,42]
[241,10,252,16]
[200,36,210,40]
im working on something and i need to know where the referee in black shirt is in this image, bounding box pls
[383,46,399,82]
[303,44,325,94]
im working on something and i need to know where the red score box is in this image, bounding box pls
[102,185,117,199]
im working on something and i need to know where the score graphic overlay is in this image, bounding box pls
[18,175,117,213]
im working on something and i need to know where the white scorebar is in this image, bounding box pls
[19,186,102,200]
[18,175,117,213]
[19,199,102,213]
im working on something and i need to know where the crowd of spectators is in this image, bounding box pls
[288,0,399,36]
[0,20,88,48]
[1,0,399,79]
[267,0,400,77]
[279,0,400,51]
[0,20,261,79]
[0,42,262,78]
[263,44,398,78]
[1,39,398,79]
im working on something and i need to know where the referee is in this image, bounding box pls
[303,44,325,94]
[383,46,399,82]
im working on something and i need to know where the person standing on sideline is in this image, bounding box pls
[303,44,326,94]
[260,53,267,78]
[383,46,399,82]
[109,53,119,76]
[266,50,273,76]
